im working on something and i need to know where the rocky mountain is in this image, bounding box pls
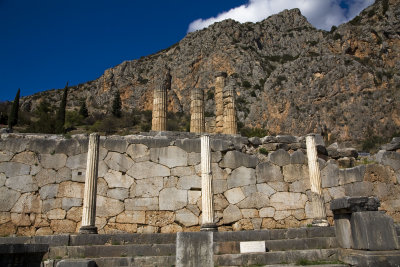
[21,0,400,144]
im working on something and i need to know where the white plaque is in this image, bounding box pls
[240,241,266,253]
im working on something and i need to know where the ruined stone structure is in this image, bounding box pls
[214,72,227,134]
[151,69,171,131]
[222,85,237,135]
[190,88,205,133]
[79,133,100,234]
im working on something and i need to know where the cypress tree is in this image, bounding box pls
[55,82,68,134]
[79,100,89,118]
[8,88,20,129]
[112,90,122,118]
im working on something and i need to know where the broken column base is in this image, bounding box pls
[79,225,98,234]
[339,249,400,267]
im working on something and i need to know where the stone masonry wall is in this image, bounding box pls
[0,133,399,236]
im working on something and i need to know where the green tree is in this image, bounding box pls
[8,89,20,129]
[55,82,68,134]
[112,90,122,118]
[79,100,89,118]
[27,100,55,133]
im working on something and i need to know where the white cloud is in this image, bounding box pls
[188,0,374,32]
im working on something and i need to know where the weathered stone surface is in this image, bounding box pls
[161,224,183,233]
[135,177,163,197]
[223,204,242,224]
[364,164,396,183]
[104,152,134,172]
[211,139,231,152]
[276,135,297,143]
[11,193,41,213]
[116,211,146,224]
[104,170,134,189]
[188,190,201,205]
[126,144,150,162]
[11,213,32,226]
[321,163,339,188]
[224,187,245,204]
[0,212,11,224]
[187,152,201,166]
[127,161,170,179]
[290,150,306,164]
[125,197,158,211]
[0,173,5,186]
[259,207,275,218]
[66,206,82,222]
[212,163,228,180]
[35,168,57,187]
[283,164,309,182]
[42,199,61,213]
[56,167,72,183]
[289,180,308,192]
[50,219,76,233]
[0,150,14,162]
[256,183,276,197]
[237,192,270,209]
[39,184,59,200]
[171,166,194,177]
[274,210,291,220]
[97,178,108,196]
[241,184,257,197]
[344,182,374,197]
[176,208,198,227]
[249,137,261,145]
[220,151,258,169]
[98,160,109,178]
[146,211,175,227]
[159,187,187,211]
[240,209,258,219]
[270,192,308,210]
[163,176,178,188]
[12,151,38,165]
[213,194,229,211]
[227,167,256,189]
[269,149,290,166]
[380,151,400,171]
[47,209,66,220]
[0,162,30,177]
[57,181,84,198]
[96,196,124,217]
[5,175,38,192]
[62,198,82,211]
[177,175,201,190]
[268,181,288,192]
[150,146,188,168]
[213,179,227,194]
[339,165,366,185]
[175,138,201,153]
[66,153,87,170]
[36,227,53,235]
[107,188,129,200]
[103,138,128,153]
[40,154,67,170]
[256,162,283,183]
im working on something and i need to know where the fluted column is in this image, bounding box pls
[214,72,227,134]
[190,88,205,133]
[306,135,329,227]
[79,133,100,234]
[201,135,217,231]
[223,86,237,135]
[152,69,171,131]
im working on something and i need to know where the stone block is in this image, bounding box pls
[11,193,41,213]
[50,219,76,233]
[5,175,38,193]
[71,169,86,182]
[66,207,82,222]
[237,192,270,209]
[66,153,87,170]
[104,170,135,189]
[47,209,66,220]
[241,184,257,197]
[283,164,309,182]
[107,188,129,200]
[321,163,339,188]
[175,138,201,153]
[171,166,194,177]
[213,179,227,194]
[220,151,258,169]
[103,137,128,153]
[276,135,297,144]
[177,175,201,190]
[328,186,345,200]
[57,181,84,198]
[135,177,163,197]
[12,151,38,165]
[176,232,214,267]
[259,207,275,218]
[289,180,308,192]
[0,212,10,224]
[290,150,306,164]
[56,167,72,183]
[270,192,308,210]
[96,196,124,217]
[227,166,256,189]
[351,211,399,250]
[256,162,283,183]
[150,146,188,168]
[0,162,30,177]
[10,213,32,226]
[40,154,67,170]
[62,198,82,211]
[223,204,242,224]
[339,165,366,185]
[344,182,374,197]
[268,181,288,192]
[0,137,28,153]
[268,149,290,166]
[256,183,276,197]
[125,197,158,211]
[248,137,261,146]
[145,211,175,227]
[212,163,228,180]
[36,168,57,187]
[126,143,150,162]
[211,139,231,152]
[187,152,201,165]
[338,249,400,267]
[381,151,400,171]
[364,164,397,183]
[104,152,134,172]
[127,161,170,179]
[116,211,145,224]
[56,259,96,267]
[241,209,258,218]
[274,210,291,220]
[176,208,198,227]
[0,173,5,186]
[159,188,187,211]
[39,184,59,200]
[224,187,245,204]
[0,151,14,162]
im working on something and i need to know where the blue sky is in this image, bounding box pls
[0,0,373,102]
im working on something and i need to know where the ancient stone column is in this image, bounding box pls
[306,134,329,227]
[223,85,237,135]
[214,72,227,134]
[152,69,171,131]
[79,133,100,234]
[190,88,205,133]
[201,135,217,231]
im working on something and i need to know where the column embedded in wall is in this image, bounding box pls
[222,85,237,135]
[201,135,217,231]
[306,134,329,227]
[190,88,205,133]
[152,69,171,131]
[79,133,100,234]
[214,72,227,134]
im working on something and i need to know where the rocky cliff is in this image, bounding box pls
[21,0,400,143]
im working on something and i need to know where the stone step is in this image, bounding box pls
[214,237,339,254]
[47,243,175,259]
[43,256,176,267]
[218,265,348,267]
[214,248,339,266]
